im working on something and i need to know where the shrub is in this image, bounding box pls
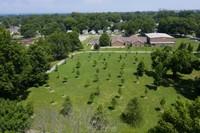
[121,97,143,127]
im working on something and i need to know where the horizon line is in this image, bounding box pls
[0,9,200,16]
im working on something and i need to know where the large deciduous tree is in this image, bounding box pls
[0,24,49,99]
[148,97,200,133]
[170,49,195,76]
[28,44,50,86]
[140,19,156,34]
[0,99,33,133]
[99,33,110,47]
[151,46,199,77]
[158,17,197,35]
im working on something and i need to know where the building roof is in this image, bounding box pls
[146,33,174,39]
[88,37,99,45]
[111,35,146,44]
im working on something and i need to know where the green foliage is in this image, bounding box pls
[135,56,138,63]
[63,76,68,83]
[197,43,200,52]
[121,78,125,85]
[140,19,156,34]
[45,31,82,60]
[94,43,100,51]
[75,69,80,78]
[67,31,83,51]
[178,42,187,50]
[121,97,143,127]
[20,22,37,38]
[160,97,166,108]
[99,33,110,47]
[93,60,97,67]
[137,60,145,77]
[96,68,100,74]
[64,17,77,30]
[111,97,118,110]
[124,20,139,36]
[76,61,81,68]
[149,97,200,133]
[85,80,91,88]
[104,62,108,69]
[170,49,195,76]
[0,26,49,99]
[154,62,164,87]
[94,86,100,96]
[47,31,69,60]
[119,69,124,77]
[90,105,108,131]
[187,43,193,52]
[144,88,148,96]
[158,17,197,35]
[0,24,11,44]
[60,96,73,116]
[0,99,33,132]
[89,93,95,103]
[28,45,50,86]
[55,65,58,71]
[151,46,198,77]
[118,87,122,96]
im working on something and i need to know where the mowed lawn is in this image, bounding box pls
[26,52,187,133]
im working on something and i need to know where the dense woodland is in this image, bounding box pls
[0,10,200,132]
[1,10,200,37]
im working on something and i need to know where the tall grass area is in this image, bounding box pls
[26,53,187,132]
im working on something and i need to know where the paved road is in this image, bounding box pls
[46,50,152,73]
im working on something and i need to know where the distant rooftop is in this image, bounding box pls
[146,33,174,39]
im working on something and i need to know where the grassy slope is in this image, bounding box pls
[26,52,189,133]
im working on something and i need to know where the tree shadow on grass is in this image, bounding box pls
[145,70,200,100]
[145,85,157,91]
[20,90,31,100]
[172,78,199,100]
[108,106,115,110]
[155,107,161,111]
[145,70,156,78]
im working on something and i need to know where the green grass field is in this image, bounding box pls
[25,52,194,133]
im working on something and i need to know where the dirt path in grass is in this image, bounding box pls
[46,51,152,73]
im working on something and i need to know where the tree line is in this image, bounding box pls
[0,10,200,38]
[0,24,50,132]
[0,23,83,132]
[1,10,200,38]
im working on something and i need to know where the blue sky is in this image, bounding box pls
[0,0,199,14]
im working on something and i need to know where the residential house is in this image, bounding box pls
[106,30,112,35]
[113,29,121,35]
[98,30,104,35]
[82,30,89,35]
[8,26,20,35]
[67,30,72,33]
[21,39,35,45]
[89,30,96,35]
